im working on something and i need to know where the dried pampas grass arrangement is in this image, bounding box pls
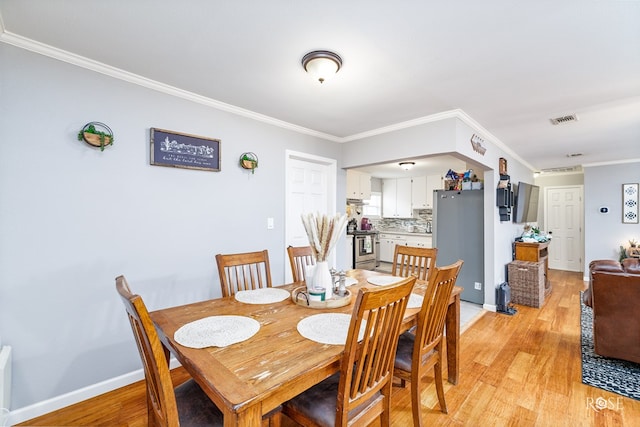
[301,213,348,262]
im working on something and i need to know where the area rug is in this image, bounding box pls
[580,293,640,400]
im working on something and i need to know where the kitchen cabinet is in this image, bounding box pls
[405,234,433,248]
[411,175,443,209]
[346,170,371,200]
[411,176,428,209]
[379,233,407,263]
[426,174,442,209]
[382,178,412,218]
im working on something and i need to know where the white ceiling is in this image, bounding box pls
[1,0,639,175]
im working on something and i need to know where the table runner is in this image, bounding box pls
[174,315,260,348]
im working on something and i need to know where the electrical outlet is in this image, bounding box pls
[267,218,274,229]
[474,282,482,290]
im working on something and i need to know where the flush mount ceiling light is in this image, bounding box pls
[302,50,342,84]
[399,162,415,171]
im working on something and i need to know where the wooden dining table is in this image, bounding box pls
[150,269,462,427]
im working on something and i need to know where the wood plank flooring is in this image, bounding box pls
[18,269,640,426]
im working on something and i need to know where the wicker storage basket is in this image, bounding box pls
[508,260,546,308]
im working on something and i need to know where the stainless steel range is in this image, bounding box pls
[348,231,379,270]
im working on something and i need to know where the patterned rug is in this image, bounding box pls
[580,293,640,400]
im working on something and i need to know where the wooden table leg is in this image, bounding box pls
[445,293,460,385]
[224,404,262,427]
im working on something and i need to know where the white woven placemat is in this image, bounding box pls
[234,288,290,304]
[174,315,260,348]
[343,277,358,287]
[407,293,424,309]
[297,313,366,345]
[367,276,404,286]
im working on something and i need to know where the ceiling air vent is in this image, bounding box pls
[550,114,578,125]
[540,166,582,174]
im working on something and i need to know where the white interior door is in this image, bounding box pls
[545,186,583,272]
[285,150,336,282]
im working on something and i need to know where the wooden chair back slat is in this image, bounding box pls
[392,245,438,281]
[215,250,272,297]
[286,245,315,282]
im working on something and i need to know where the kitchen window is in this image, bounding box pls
[363,192,382,217]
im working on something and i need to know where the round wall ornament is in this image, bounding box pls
[240,152,258,174]
[78,122,114,151]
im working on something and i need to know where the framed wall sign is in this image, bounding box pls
[150,128,221,172]
[622,183,638,223]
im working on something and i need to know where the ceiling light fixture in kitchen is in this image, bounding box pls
[302,50,342,84]
[399,162,415,171]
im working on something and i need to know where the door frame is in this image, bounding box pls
[284,150,337,279]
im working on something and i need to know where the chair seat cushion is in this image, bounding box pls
[175,379,224,426]
[394,331,415,372]
[283,372,380,427]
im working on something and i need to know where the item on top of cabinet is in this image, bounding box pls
[239,152,258,174]
[77,122,114,151]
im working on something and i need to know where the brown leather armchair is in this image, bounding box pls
[583,258,640,364]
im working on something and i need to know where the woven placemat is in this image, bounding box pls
[174,315,260,348]
[297,313,366,345]
[407,293,424,309]
[235,288,290,304]
[367,276,404,286]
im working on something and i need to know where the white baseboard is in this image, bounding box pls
[7,359,181,426]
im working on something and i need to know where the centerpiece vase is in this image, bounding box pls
[313,260,333,299]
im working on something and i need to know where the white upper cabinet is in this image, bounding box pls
[411,176,427,209]
[382,178,412,218]
[425,174,443,209]
[346,170,371,200]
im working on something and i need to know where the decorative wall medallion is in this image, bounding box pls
[622,183,639,224]
[470,134,486,155]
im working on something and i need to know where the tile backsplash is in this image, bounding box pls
[346,203,432,233]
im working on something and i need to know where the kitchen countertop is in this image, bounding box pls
[378,230,432,236]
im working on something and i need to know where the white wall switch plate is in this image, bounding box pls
[267,217,274,229]
[474,282,482,290]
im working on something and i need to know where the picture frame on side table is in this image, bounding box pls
[622,183,638,224]
[150,128,221,172]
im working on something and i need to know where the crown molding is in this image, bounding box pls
[0,27,537,170]
[582,158,640,168]
[0,30,342,142]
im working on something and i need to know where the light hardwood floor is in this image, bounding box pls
[18,270,640,426]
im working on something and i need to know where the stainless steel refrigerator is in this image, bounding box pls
[433,190,484,304]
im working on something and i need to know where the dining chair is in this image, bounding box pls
[215,249,272,298]
[116,275,225,427]
[393,260,463,426]
[391,245,438,281]
[282,276,416,427]
[116,275,282,427]
[286,245,315,282]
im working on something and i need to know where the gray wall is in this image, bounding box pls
[0,44,344,409]
[584,162,640,269]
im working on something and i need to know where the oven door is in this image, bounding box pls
[356,235,376,258]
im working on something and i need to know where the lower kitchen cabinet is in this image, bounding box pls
[406,235,433,248]
[379,234,407,262]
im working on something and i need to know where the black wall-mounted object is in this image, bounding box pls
[496,174,513,221]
